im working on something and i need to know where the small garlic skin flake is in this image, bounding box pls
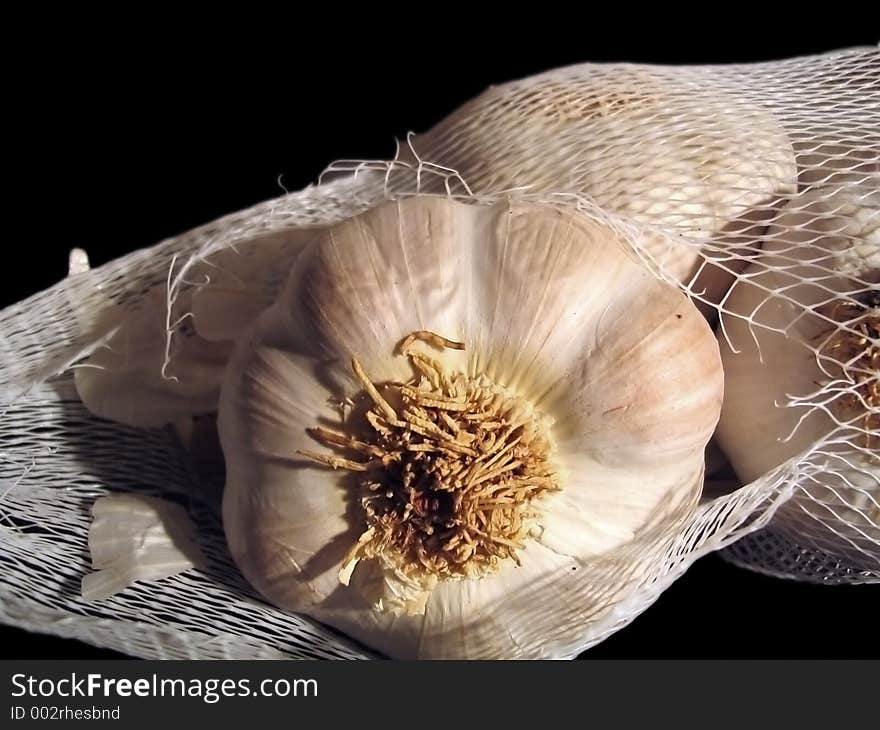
[218,197,724,659]
[68,247,91,276]
[82,494,205,601]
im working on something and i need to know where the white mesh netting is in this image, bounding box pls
[0,46,877,660]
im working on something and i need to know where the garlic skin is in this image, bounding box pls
[82,495,205,601]
[413,65,797,290]
[716,187,879,562]
[189,230,314,344]
[74,286,232,428]
[218,197,724,659]
[74,231,312,429]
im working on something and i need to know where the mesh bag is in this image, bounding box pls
[0,47,877,660]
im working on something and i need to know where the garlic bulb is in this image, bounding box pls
[715,186,879,562]
[218,197,724,658]
[413,65,797,290]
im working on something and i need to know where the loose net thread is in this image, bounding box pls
[0,47,877,660]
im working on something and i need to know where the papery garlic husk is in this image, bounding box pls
[716,186,879,564]
[73,228,315,429]
[82,494,205,601]
[189,230,315,344]
[74,285,232,428]
[410,65,797,293]
[218,197,724,659]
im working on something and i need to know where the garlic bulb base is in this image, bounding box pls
[816,291,879,452]
[300,331,560,615]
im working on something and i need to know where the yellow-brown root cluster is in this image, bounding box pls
[820,292,880,453]
[300,331,559,594]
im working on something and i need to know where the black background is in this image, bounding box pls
[4,19,878,659]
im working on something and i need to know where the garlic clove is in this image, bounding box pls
[544,285,723,471]
[67,247,91,276]
[282,197,472,379]
[716,294,834,482]
[409,540,578,659]
[76,231,317,429]
[464,201,648,390]
[220,344,358,611]
[537,462,704,558]
[71,173,389,430]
